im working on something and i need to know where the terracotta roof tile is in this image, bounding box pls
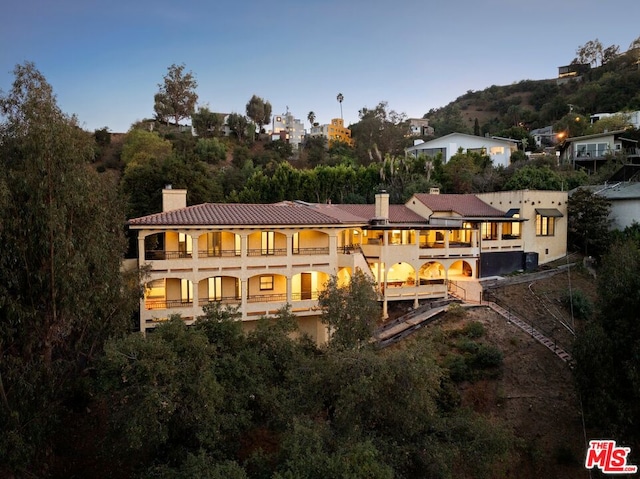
[128,203,345,227]
[413,193,505,217]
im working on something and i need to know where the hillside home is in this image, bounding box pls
[408,118,434,137]
[405,132,518,168]
[128,188,567,342]
[558,130,640,173]
[308,118,354,147]
[573,182,640,230]
[270,109,306,149]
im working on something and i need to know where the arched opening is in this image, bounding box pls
[144,277,194,310]
[197,275,241,306]
[197,231,241,257]
[247,273,287,303]
[386,262,416,287]
[418,261,446,285]
[291,271,330,301]
[449,260,473,279]
[247,231,287,256]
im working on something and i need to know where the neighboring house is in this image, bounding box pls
[270,109,306,149]
[557,63,590,85]
[308,118,354,147]
[590,110,640,130]
[408,118,434,137]
[128,187,567,342]
[558,130,640,173]
[575,182,640,230]
[405,132,518,168]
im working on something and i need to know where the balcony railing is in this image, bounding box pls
[247,248,287,257]
[291,291,320,301]
[293,247,330,255]
[146,250,192,260]
[145,299,193,310]
[247,292,287,303]
[198,249,241,258]
[198,296,241,306]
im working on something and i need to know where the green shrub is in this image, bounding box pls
[463,321,485,338]
[563,289,593,320]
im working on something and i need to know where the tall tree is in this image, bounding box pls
[0,62,139,471]
[568,187,611,258]
[307,110,316,128]
[574,238,640,445]
[245,94,272,135]
[154,63,198,127]
[318,269,380,350]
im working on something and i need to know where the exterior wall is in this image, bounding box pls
[477,190,568,264]
[135,225,347,343]
[405,133,516,168]
[610,199,640,230]
[271,111,306,149]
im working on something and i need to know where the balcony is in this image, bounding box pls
[145,298,193,310]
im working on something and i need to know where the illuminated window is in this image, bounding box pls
[292,232,300,254]
[261,231,275,255]
[208,277,222,301]
[481,222,498,240]
[178,233,192,257]
[260,275,274,290]
[536,215,555,236]
[180,279,192,302]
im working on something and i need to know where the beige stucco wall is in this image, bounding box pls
[477,190,568,264]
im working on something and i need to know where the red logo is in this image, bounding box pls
[585,440,638,474]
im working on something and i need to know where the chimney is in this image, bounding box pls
[374,190,389,221]
[162,185,187,212]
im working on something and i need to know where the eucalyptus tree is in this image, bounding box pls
[245,94,272,135]
[0,62,139,471]
[154,63,198,127]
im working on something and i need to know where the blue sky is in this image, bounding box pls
[2,0,639,133]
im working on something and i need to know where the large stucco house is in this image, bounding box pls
[128,188,567,342]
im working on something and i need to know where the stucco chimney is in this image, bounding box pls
[375,190,389,221]
[162,186,187,212]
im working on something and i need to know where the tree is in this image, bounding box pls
[575,38,604,67]
[154,63,198,127]
[227,113,249,142]
[192,106,223,138]
[307,110,316,128]
[245,95,272,135]
[0,62,139,471]
[337,93,344,119]
[574,238,640,445]
[567,187,611,257]
[121,128,173,165]
[503,164,563,191]
[318,269,380,349]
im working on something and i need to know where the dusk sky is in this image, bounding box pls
[2,1,639,133]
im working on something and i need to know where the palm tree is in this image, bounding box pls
[307,111,316,129]
[336,93,344,120]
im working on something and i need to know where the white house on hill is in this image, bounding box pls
[405,132,518,168]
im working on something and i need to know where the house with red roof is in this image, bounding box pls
[128,187,567,341]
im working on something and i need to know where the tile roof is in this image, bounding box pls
[320,204,428,224]
[412,193,505,217]
[128,203,347,227]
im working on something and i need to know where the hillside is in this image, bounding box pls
[395,262,597,477]
[427,48,640,138]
